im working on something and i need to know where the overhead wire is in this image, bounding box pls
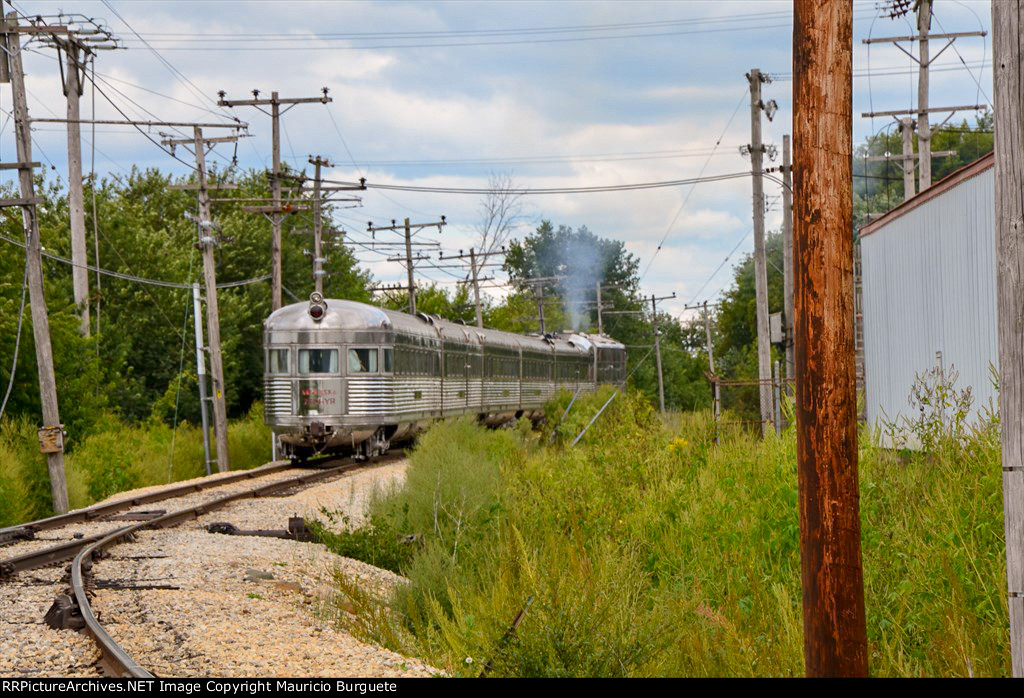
[638,89,748,285]
[0,249,29,422]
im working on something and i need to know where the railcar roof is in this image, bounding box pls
[267,299,620,357]
[265,299,393,332]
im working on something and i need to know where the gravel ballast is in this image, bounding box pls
[1,456,438,678]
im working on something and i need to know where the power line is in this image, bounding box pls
[0,231,269,290]
[112,8,881,52]
[343,146,744,169]
[359,171,753,195]
[639,89,748,284]
[99,0,234,121]
[0,250,28,422]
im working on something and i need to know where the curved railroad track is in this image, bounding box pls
[1,452,403,677]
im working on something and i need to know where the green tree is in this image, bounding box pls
[854,111,993,230]
[714,230,785,422]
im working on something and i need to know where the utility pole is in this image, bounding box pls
[917,0,932,191]
[403,219,415,315]
[992,0,1024,676]
[368,217,447,316]
[43,24,120,337]
[192,284,213,476]
[3,11,70,513]
[746,68,774,436]
[537,287,546,334]
[685,300,721,438]
[900,118,917,200]
[63,41,88,335]
[781,134,795,389]
[309,155,332,295]
[596,281,603,335]
[793,0,868,677]
[648,292,675,413]
[470,249,482,327]
[861,4,986,193]
[703,301,720,438]
[863,135,954,197]
[217,88,332,311]
[440,247,506,328]
[162,128,239,472]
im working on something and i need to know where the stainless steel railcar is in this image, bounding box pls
[263,293,627,461]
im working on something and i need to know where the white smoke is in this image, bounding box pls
[560,234,603,331]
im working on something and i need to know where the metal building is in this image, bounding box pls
[860,152,996,444]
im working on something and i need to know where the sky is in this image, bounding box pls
[2,0,995,321]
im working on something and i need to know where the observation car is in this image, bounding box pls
[264,293,627,461]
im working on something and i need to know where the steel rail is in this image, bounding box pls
[0,461,293,545]
[70,452,401,677]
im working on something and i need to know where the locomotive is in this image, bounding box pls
[263,292,627,461]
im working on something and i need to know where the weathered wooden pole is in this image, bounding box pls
[792,0,868,677]
[992,0,1024,676]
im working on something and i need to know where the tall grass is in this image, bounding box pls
[0,402,272,526]
[320,389,1010,677]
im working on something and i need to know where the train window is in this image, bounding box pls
[382,348,394,373]
[298,348,338,374]
[348,348,378,373]
[268,348,289,374]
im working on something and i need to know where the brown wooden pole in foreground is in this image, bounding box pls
[992,0,1024,676]
[792,0,868,677]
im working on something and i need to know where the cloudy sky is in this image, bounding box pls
[3,0,994,319]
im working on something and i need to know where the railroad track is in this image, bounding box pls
[0,461,294,547]
[1,451,403,677]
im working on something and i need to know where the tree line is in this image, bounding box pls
[0,115,995,448]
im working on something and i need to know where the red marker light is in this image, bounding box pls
[309,305,324,320]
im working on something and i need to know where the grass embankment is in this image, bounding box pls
[317,388,1009,677]
[0,402,272,526]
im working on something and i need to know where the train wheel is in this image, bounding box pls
[356,427,391,461]
[288,446,313,465]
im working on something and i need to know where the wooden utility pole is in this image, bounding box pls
[861,5,985,193]
[648,292,675,413]
[993,0,1024,676]
[192,283,213,476]
[596,281,603,335]
[917,0,933,191]
[63,42,88,335]
[442,247,505,328]
[217,89,332,311]
[309,155,333,295]
[4,11,70,513]
[900,118,917,200]
[162,128,239,472]
[793,0,868,677]
[38,18,119,337]
[747,68,774,436]
[403,219,415,314]
[470,249,482,327]
[703,301,721,438]
[782,134,795,388]
[368,217,447,316]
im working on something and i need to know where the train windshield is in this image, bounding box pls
[348,348,379,373]
[298,348,338,374]
[268,348,289,373]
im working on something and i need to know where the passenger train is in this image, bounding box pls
[263,293,627,461]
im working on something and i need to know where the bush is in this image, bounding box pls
[0,402,272,522]
[323,390,1010,677]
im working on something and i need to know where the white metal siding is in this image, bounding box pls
[862,168,997,440]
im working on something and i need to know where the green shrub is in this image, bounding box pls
[325,390,1010,677]
[0,402,273,521]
